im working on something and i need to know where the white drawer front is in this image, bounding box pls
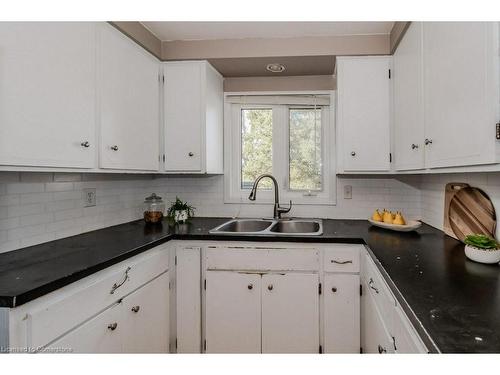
[323,245,361,273]
[25,245,169,349]
[206,246,319,271]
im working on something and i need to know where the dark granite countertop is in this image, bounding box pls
[1,217,499,353]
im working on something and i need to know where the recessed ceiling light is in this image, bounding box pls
[266,63,286,73]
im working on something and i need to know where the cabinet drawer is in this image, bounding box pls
[323,245,361,273]
[25,245,169,349]
[362,251,396,333]
[206,246,319,271]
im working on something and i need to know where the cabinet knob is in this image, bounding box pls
[424,139,433,146]
[131,305,140,313]
[107,322,118,331]
[188,152,194,157]
[411,143,419,149]
[378,344,387,354]
[111,145,119,151]
[350,151,356,157]
[331,287,337,293]
[268,284,273,291]
[80,141,90,148]
[247,284,253,290]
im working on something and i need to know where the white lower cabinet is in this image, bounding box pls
[205,271,262,353]
[261,273,319,353]
[49,272,170,353]
[323,274,360,353]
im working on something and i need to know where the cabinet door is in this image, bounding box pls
[0,22,96,169]
[262,273,319,353]
[48,302,123,353]
[324,274,360,353]
[392,305,427,353]
[164,62,203,172]
[337,57,391,172]
[99,23,160,171]
[393,22,425,171]
[122,272,170,353]
[361,280,395,354]
[424,22,498,168]
[205,271,261,353]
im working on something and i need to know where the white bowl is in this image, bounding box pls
[368,219,422,232]
[464,245,500,264]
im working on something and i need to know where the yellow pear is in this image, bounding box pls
[383,210,394,224]
[393,211,406,225]
[371,209,383,222]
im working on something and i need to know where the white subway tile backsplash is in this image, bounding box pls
[6,183,44,195]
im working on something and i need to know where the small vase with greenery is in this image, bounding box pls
[167,197,195,224]
[464,234,500,264]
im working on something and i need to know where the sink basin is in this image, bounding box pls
[209,218,323,236]
[269,220,321,234]
[213,219,274,233]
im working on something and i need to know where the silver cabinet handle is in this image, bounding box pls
[188,152,194,157]
[131,305,140,313]
[107,322,118,331]
[350,151,356,157]
[378,344,386,354]
[331,260,353,264]
[268,284,273,291]
[411,143,419,149]
[111,145,119,151]
[81,141,90,148]
[110,266,131,294]
[369,278,379,294]
[424,139,433,146]
[247,284,253,290]
[331,287,337,293]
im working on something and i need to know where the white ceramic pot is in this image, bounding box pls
[464,245,500,264]
[174,209,189,223]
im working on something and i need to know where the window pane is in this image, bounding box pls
[241,109,273,189]
[289,108,322,191]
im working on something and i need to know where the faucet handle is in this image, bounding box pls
[278,200,293,214]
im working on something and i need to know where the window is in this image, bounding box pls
[225,93,335,205]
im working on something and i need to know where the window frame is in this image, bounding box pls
[224,91,336,206]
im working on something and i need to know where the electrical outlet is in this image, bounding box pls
[83,188,96,207]
[344,185,352,199]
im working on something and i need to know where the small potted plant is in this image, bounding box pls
[464,234,500,264]
[167,197,195,225]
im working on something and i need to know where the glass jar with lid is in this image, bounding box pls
[143,193,165,224]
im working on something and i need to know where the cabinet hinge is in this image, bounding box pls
[360,347,363,354]
[163,154,165,162]
[318,283,322,295]
[319,345,323,354]
[204,279,206,290]
[175,255,177,266]
[360,284,363,296]
[204,339,207,351]
[175,338,178,349]
[162,75,165,83]
[496,123,500,140]
[389,153,392,163]
[168,281,171,290]
[388,69,391,79]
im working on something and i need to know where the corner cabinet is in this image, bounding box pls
[0,22,96,169]
[163,61,224,174]
[336,56,392,173]
[98,23,160,171]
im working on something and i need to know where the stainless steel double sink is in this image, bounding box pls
[209,218,323,236]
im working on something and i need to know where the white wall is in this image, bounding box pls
[0,172,422,254]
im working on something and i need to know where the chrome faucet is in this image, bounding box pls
[248,174,292,220]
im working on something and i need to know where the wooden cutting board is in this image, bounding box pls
[444,183,496,242]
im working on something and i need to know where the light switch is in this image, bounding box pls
[344,185,352,199]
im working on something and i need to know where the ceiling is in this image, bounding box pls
[142,21,394,41]
[209,55,336,77]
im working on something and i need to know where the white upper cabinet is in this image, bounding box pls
[336,56,392,172]
[163,61,224,173]
[0,22,96,169]
[393,22,425,171]
[423,22,499,169]
[98,23,160,171]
